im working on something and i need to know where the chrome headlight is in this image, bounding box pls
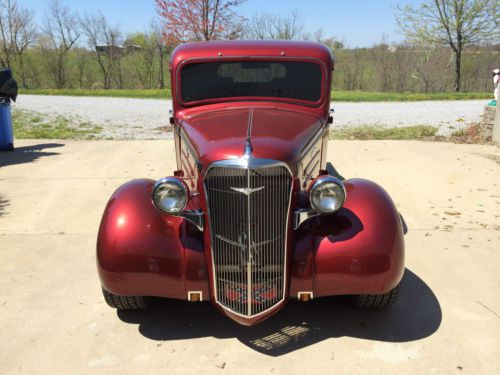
[310,176,346,213]
[152,177,188,214]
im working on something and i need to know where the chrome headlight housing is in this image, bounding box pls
[152,177,188,214]
[309,176,346,213]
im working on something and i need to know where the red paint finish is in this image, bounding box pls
[170,40,334,122]
[97,41,404,327]
[97,179,209,300]
[97,178,404,325]
[181,107,323,167]
[292,179,405,297]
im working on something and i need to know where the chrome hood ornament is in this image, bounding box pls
[230,186,265,195]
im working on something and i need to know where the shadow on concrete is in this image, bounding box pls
[118,269,441,356]
[0,195,8,217]
[0,143,64,168]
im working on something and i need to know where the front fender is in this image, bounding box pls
[291,178,405,297]
[97,179,208,299]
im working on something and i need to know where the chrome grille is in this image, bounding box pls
[205,163,292,317]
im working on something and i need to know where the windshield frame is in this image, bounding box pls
[175,56,328,108]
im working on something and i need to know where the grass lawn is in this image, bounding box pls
[19,89,491,102]
[12,108,102,139]
[330,125,438,140]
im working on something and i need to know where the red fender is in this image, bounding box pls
[97,179,209,299]
[290,178,405,297]
[98,178,404,305]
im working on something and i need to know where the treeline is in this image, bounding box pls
[0,0,170,90]
[332,45,498,93]
[1,0,497,93]
[14,45,498,92]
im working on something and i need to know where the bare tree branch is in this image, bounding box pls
[244,11,303,40]
[80,12,123,89]
[395,0,499,91]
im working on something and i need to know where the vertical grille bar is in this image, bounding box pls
[205,163,292,317]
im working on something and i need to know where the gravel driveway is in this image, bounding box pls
[14,95,486,139]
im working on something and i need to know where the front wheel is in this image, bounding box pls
[102,288,148,309]
[350,283,401,309]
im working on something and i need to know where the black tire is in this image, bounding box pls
[8,143,14,151]
[350,283,401,309]
[102,288,148,309]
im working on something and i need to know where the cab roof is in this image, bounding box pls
[170,40,334,71]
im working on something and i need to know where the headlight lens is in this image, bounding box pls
[152,177,188,214]
[310,176,346,213]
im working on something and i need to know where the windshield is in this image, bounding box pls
[180,61,323,103]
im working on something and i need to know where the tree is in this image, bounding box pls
[80,12,122,89]
[245,11,303,40]
[74,47,92,89]
[395,0,499,91]
[302,28,344,51]
[155,0,245,44]
[0,0,36,87]
[43,0,80,88]
[124,32,158,88]
[151,21,171,89]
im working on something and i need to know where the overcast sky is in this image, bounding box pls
[21,0,425,47]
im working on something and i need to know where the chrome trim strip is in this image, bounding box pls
[303,159,320,189]
[246,164,252,315]
[299,125,325,159]
[303,148,321,175]
[174,126,182,170]
[207,157,292,172]
[179,128,199,164]
[246,108,254,141]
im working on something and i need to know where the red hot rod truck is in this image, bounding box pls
[97,40,405,326]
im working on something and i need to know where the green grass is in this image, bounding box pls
[330,91,490,101]
[19,89,491,101]
[12,108,102,139]
[21,89,171,99]
[330,125,438,140]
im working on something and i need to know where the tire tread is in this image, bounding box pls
[102,288,147,309]
[352,283,401,309]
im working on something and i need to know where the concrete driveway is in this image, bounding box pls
[0,140,499,374]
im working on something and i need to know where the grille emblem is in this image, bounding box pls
[230,186,264,195]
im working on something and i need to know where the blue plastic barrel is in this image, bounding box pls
[0,100,13,151]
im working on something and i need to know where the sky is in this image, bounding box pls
[20,0,425,48]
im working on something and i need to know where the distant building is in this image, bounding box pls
[95,44,142,56]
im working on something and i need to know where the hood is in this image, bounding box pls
[180,107,323,168]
